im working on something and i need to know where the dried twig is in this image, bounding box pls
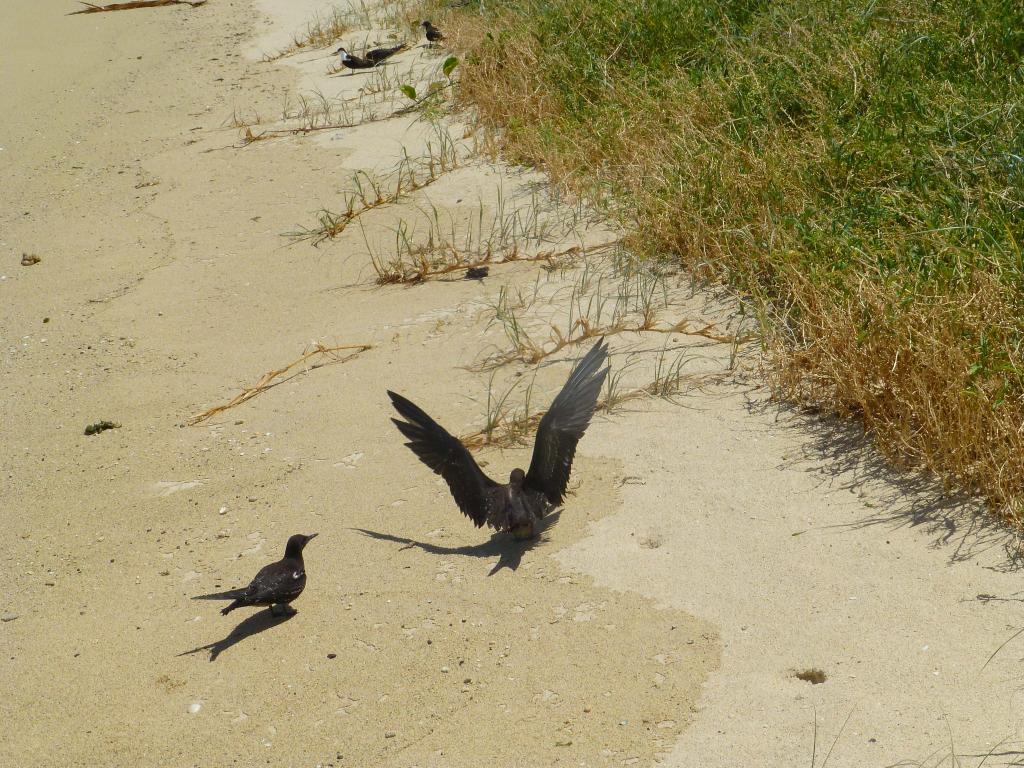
[188,343,371,425]
[71,0,205,13]
[376,242,616,285]
[479,319,752,370]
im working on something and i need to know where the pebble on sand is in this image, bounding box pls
[188,702,203,714]
[1,613,19,623]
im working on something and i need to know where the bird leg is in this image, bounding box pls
[511,523,536,540]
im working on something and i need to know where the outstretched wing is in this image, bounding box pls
[525,339,609,505]
[388,390,502,527]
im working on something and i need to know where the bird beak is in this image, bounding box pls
[305,533,319,542]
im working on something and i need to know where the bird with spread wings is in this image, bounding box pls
[388,339,609,539]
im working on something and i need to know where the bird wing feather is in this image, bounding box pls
[244,562,303,604]
[388,390,501,527]
[525,339,609,505]
[367,43,406,61]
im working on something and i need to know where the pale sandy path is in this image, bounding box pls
[2,1,1022,767]
[2,2,713,766]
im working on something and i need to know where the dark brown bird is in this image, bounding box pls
[388,339,609,539]
[193,533,317,616]
[420,20,445,44]
[364,42,407,62]
[334,43,406,70]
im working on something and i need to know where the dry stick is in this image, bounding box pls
[378,241,618,285]
[238,96,440,148]
[481,319,753,370]
[71,0,205,13]
[290,168,455,247]
[188,343,371,425]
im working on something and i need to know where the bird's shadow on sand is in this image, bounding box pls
[178,609,295,662]
[354,511,561,575]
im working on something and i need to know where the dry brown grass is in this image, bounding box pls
[769,273,1024,521]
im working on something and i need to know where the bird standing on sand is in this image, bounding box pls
[420,21,445,45]
[193,533,317,616]
[388,339,609,539]
[334,43,406,70]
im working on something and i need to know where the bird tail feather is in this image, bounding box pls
[192,588,247,601]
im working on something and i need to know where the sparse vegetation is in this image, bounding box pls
[461,340,722,449]
[443,0,1024,518]
[481,249,748,369]
[263,7,351,60]
[285,128,462,246]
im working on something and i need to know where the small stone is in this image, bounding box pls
[218,506,228,515]
[84,420,120,436]
[21,253,41,266]
[1,613,19,623]
[44,581,55,587]
[327,653,337,659]
[440,666,450,673]
[384,731,396,739]
[188,702,202,714]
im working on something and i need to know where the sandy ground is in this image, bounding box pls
[2,1,1023,766]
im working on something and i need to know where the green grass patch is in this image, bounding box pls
[447,0,1024,516]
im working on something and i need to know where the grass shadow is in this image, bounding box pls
[748,395,1021,568]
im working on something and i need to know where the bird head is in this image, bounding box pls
[285,532,318,558]
[509,467,526,487]
[420,20,431,28]
[334,46,348,56]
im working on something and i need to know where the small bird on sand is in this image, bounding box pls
[364,42,408,62]
[193,533,317,616]
[420,20,445,45]
[334,43,406,70]
[388,339,609,539]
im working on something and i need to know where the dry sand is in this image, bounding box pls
[1,1,1022,766]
